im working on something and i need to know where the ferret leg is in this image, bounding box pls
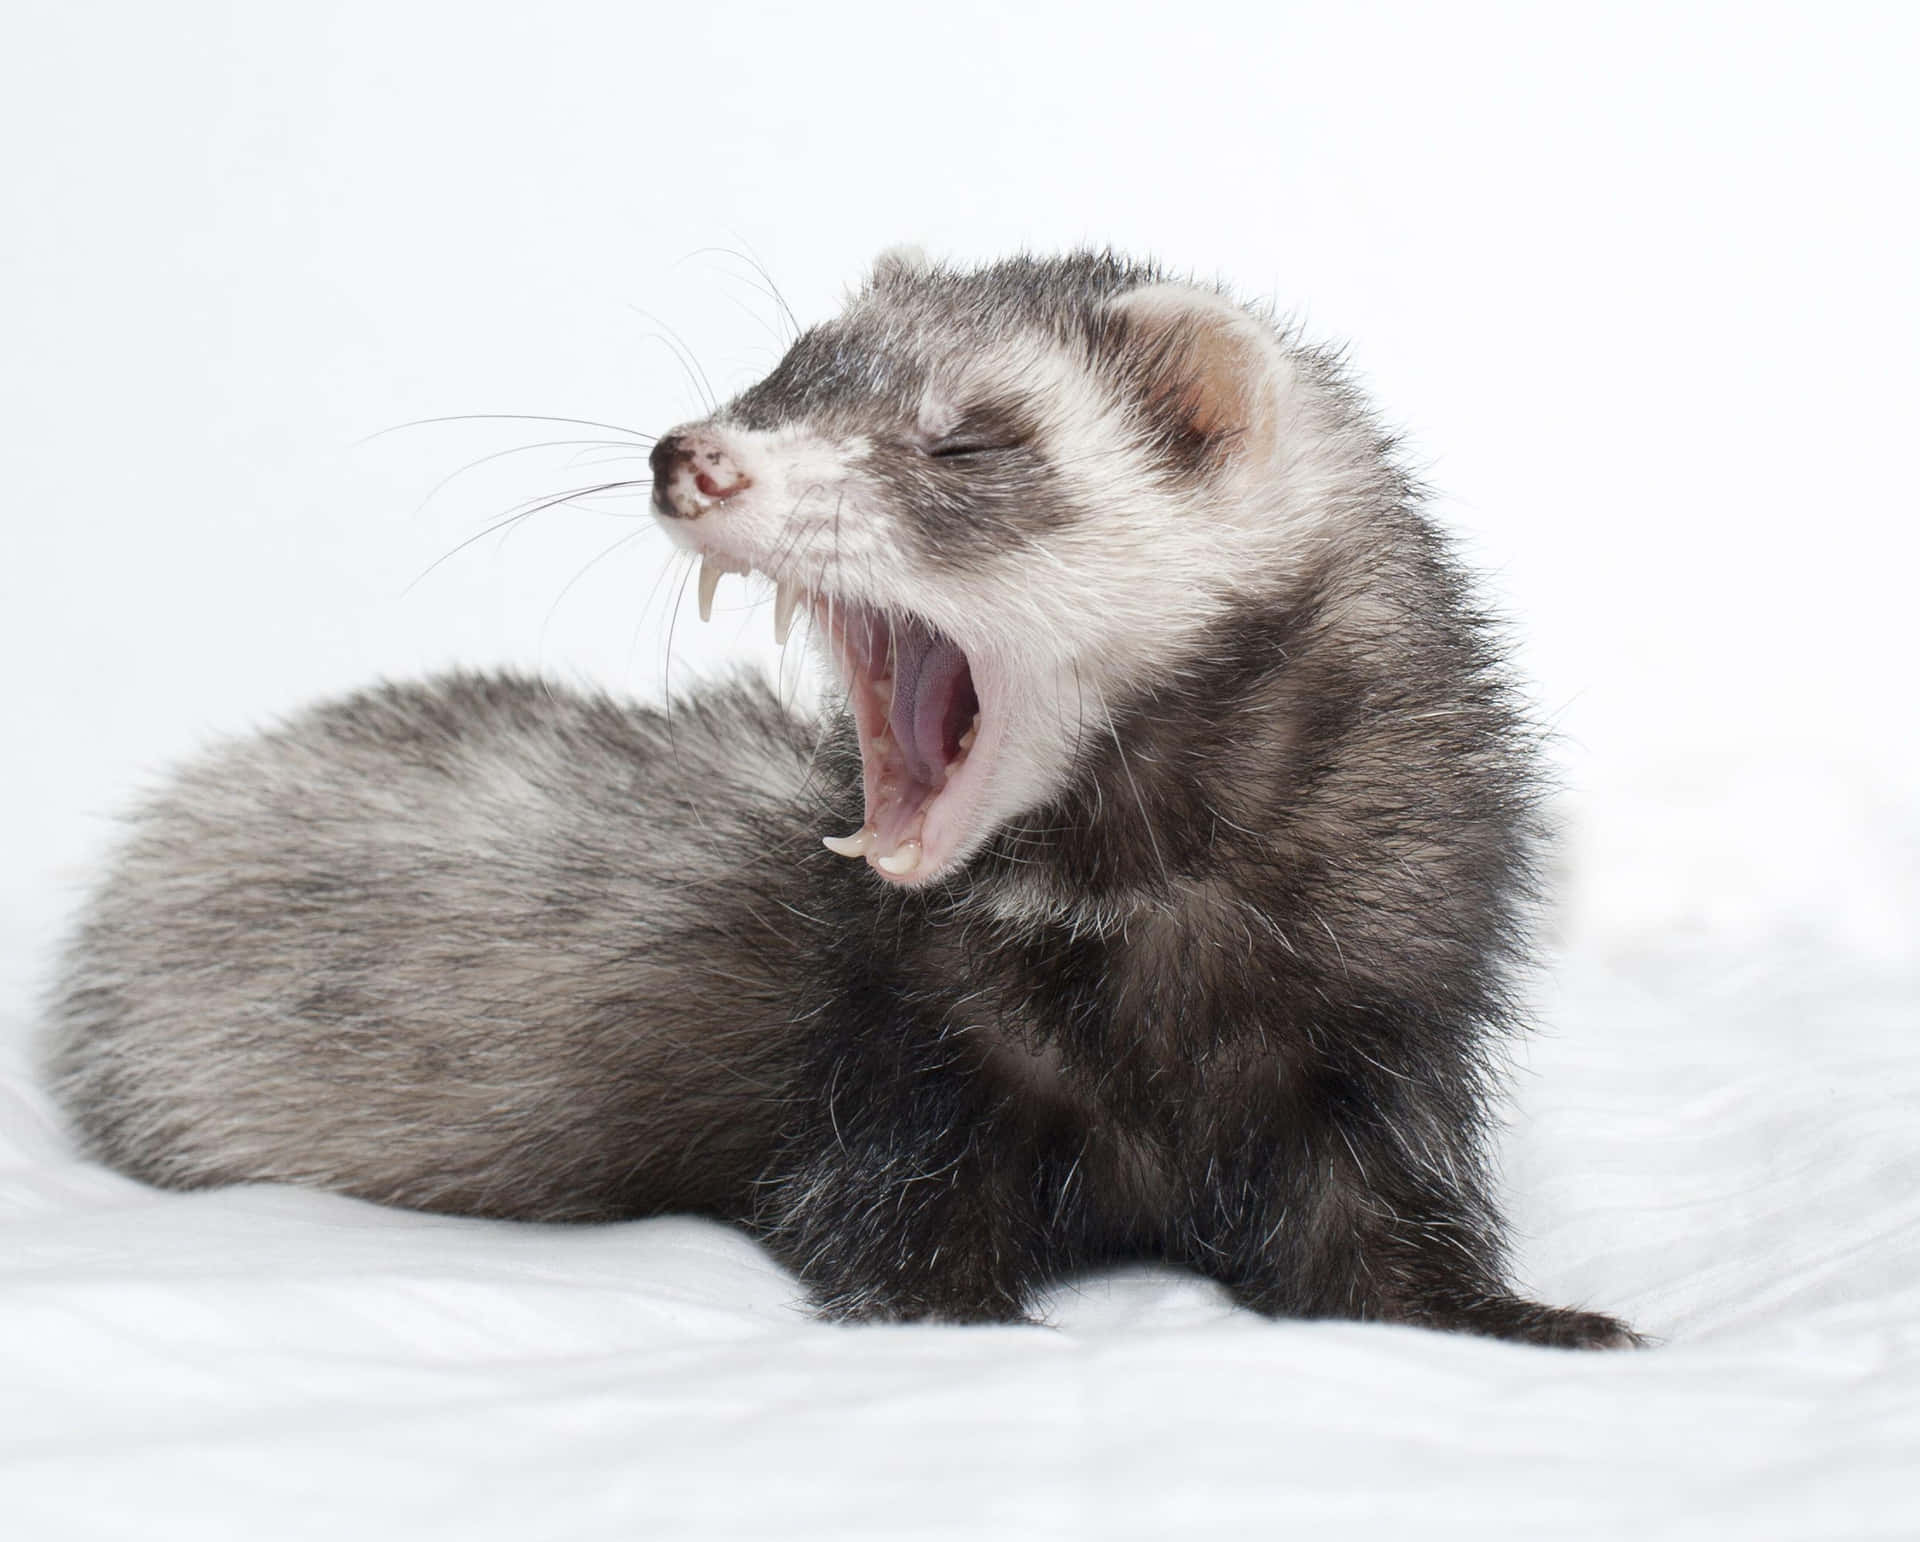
[1183,1104,1641,1349]
[750,1044,1047,1325]
[1346,1170,1644,1349]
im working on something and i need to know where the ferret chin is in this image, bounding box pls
[43,246,1640,1349]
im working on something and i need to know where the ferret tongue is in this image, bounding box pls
[888,621,968,788]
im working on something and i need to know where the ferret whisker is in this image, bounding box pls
[358,412,657,446]
[537,525,653,661]
[409,439,646,521]
[687,240,803,342]
[629,309,719,416]
[412,477,654,595]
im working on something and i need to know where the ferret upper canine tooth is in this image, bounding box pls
[697,557,723,623]
[773,581,799,645]
[822,825,877,858]
[875,841,923,877]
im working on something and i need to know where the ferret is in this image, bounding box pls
[43,248,1638,1347]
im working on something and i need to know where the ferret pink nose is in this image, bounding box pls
[650,432,752,518]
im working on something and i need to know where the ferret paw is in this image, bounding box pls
[1459,1298,1648,1350]
[810,1286,1039,1327]
[1534,1306,1648,1350]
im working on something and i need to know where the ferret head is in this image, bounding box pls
[650,247,1341,887]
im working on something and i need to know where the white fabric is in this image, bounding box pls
[4,934,1915,1540]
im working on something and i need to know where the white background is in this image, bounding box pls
[3,5,1918,1538]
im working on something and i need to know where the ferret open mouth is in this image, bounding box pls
[694,556,997,885]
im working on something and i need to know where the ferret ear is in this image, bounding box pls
[1104,284,1289,470]
[870,243,933,288]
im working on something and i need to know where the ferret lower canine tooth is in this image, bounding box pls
[821,825,876,858]
[773,581,799,646]
[697,557,723,623]
[876,840,922,877]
